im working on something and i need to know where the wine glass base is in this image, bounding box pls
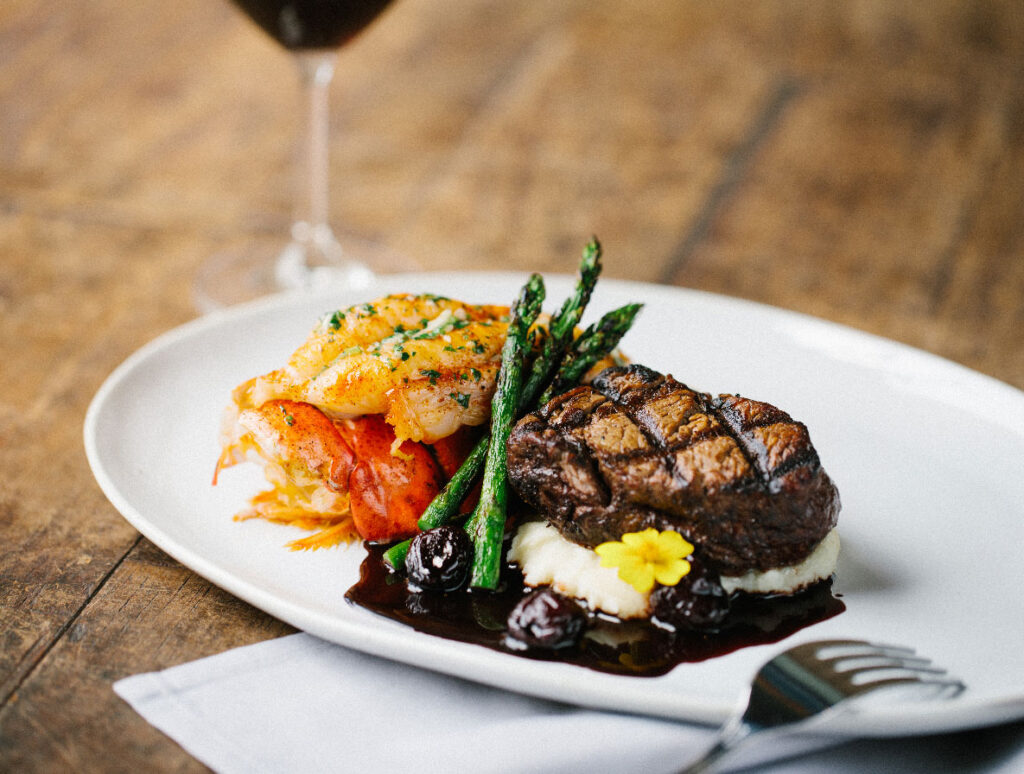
[193,234,417,314]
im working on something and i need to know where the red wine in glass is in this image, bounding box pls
[194,0,401,312]
[230,0,395,49]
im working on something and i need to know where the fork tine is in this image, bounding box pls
[780,639,873,663]
[813,640,917,660]
[828,655,938,673]
[844,663,952,685]
[846,675,966,698]
[804,638,875,650]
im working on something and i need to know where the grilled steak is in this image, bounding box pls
[506,365,840,576]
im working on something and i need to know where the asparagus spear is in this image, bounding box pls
[466,274,545,589]
[382,246,602,570]
[519,238,602,401]
[461,301,643,585]
[537,302,643,404]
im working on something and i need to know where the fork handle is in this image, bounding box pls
[679,722,753,774]
[678,738,733,773]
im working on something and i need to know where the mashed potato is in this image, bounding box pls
[508,521,840,619]
[509,521,651,618]
[719,528,840,596]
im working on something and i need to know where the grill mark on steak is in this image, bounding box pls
[507,365,840,575]
[507,389,613,532]
[711,394,823,494]
[767,449,821,483]
[592,366,763,497]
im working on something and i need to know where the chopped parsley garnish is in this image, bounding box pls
[326,311,344,330]
[470,368,482,381]
[420,368,442,385]
[471,340,487,354]
[449,392,471,408]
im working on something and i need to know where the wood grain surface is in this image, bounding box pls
[1,0,1022,770]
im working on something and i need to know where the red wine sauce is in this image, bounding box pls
[346,545,845,677]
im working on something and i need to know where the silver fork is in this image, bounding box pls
[680,639,965,773]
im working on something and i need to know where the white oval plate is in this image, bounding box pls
[85,273,1024,736]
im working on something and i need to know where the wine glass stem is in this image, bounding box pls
[294,50,338,261]
[273,49,374,293]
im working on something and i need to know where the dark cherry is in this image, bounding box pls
[651,562,731,631]
[506,588,587,650]
[404,526,473,592]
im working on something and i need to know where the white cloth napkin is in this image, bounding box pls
[115,633,1023,774]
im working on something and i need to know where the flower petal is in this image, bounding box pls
[621,529,656,548]
[656,530,694,560]
[653,558,692,587]
[619,561,656,594]
[595,541,631,566]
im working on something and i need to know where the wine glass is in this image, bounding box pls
[194,0,402,312]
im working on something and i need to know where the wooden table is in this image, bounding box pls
[2,0,1022,769]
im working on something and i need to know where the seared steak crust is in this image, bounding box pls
[506,365,840,575]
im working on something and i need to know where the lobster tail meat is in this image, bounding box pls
[337,414,446,543]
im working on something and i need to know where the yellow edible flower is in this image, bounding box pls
[594,528,694,594]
